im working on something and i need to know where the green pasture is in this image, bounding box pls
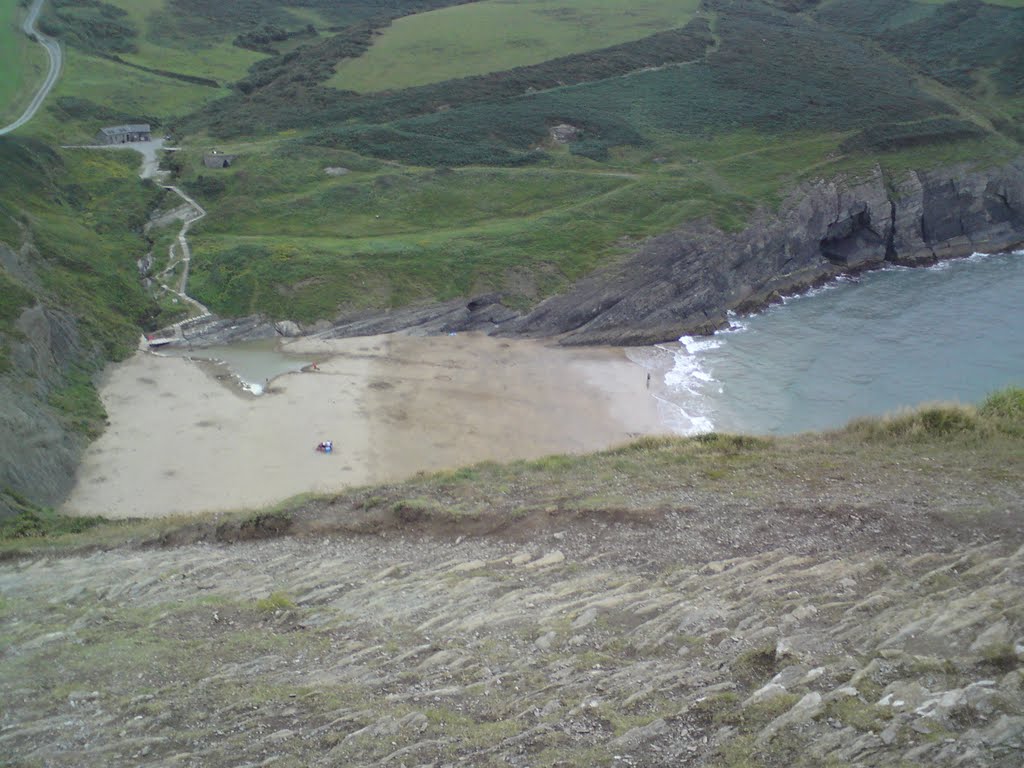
[101,0,267,82]
[195,165,632,239]
[178,130,864,321]
[179,110,1020,324]
[328,0,701,93]
[117,37,262,85]
[24,48,230,142]
[0,0,48,124]
[186,166,743,319]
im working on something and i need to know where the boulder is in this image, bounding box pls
[275,320,303,337]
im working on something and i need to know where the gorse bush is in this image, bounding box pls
[979,387,1024,421]
[917,406,979,436]
[979,387,1024,436]
[841,389,1024,442]
[255,591,296,613]
[846,404,980,441]
[43,0,138,56]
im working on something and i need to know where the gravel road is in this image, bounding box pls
[0,0,62,136]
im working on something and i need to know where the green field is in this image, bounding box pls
[0,0,48,124]
[328,0,701,93]
[0,0,26,118]
[177,128,926,321]
[99,0,270,83]
[8,0,1024,322]
[21,45,240,144]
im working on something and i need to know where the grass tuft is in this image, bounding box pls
[979,386,1024,422]
[255,591,296,613]
[845,403,983,441]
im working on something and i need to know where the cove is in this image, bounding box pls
[659,250,1024,435]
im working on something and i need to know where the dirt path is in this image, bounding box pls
[0,0,62,136]
[66,141,215,337]
[157,183,212,327]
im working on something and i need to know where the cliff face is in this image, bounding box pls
[0,244,96,519]
[506,158,1024,346]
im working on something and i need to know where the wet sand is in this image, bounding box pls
[63,333,667,518]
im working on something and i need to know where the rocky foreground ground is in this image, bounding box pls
[1,410,1023,767]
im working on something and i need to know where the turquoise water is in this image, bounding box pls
[655,251,1024,435]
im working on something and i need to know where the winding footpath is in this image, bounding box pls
[0,0,61,136]
[59,140,214,341]
[156,183,214,337]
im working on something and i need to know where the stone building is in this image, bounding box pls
[203,152,237,169]
[94,124,151,144]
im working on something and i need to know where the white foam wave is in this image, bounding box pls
[781,279,843,304]
[654,332,725,434]
[653,394,715,436]
[665,350,716,393]
[722,312,749,334]
[679,335,721,354]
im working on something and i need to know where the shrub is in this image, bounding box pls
[0,505,108,540]
[979,387,1024,422]
[255,591,295,613]
[45,0,138,56]
[732,646,780,687]
[848,403,983,441]
[390,497,445,523]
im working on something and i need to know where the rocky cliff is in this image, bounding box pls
[0,243,100,519]
[501,158,1024,346]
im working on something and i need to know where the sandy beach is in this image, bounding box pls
[62,333,669,518]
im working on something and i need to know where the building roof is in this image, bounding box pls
[99,124,151,135]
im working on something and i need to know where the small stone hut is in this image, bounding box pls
[203,152,237,169]
[95,124,151,144]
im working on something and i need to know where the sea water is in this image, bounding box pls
[651,250,1024,435]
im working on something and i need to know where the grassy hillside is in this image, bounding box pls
[328,0,701,92]
[0,0,49,124]
[5,0,1024,342]
[152,0,1022,322]
[0,140,164,357]
[5,388,1023,552]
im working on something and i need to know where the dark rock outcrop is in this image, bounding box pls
[504,158,1024,345]
[0,298,92,518]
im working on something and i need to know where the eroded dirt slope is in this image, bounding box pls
[2,522,1022,765]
